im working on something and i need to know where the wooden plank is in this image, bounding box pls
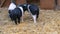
[40,0,55,9]
[0,0,6,7]
[16,0,26,5]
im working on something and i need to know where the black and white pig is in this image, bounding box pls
[8,0,24,24]
[18,4,39,23]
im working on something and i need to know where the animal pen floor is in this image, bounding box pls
[0,8,60,34]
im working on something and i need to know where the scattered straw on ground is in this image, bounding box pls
[0,8,60,34]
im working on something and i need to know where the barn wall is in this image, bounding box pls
[26,0,40,6]
[2,0,10,7]
[1,0,60,9]
[16,0,26,5]
[40,0,55,9]
[1,0,26,7]
[57,0,60,6]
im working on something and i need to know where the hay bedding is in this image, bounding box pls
[0,8,60,34]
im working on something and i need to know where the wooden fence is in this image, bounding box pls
[0,0,60,9]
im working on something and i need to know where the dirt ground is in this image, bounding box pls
[0,8,60,34]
